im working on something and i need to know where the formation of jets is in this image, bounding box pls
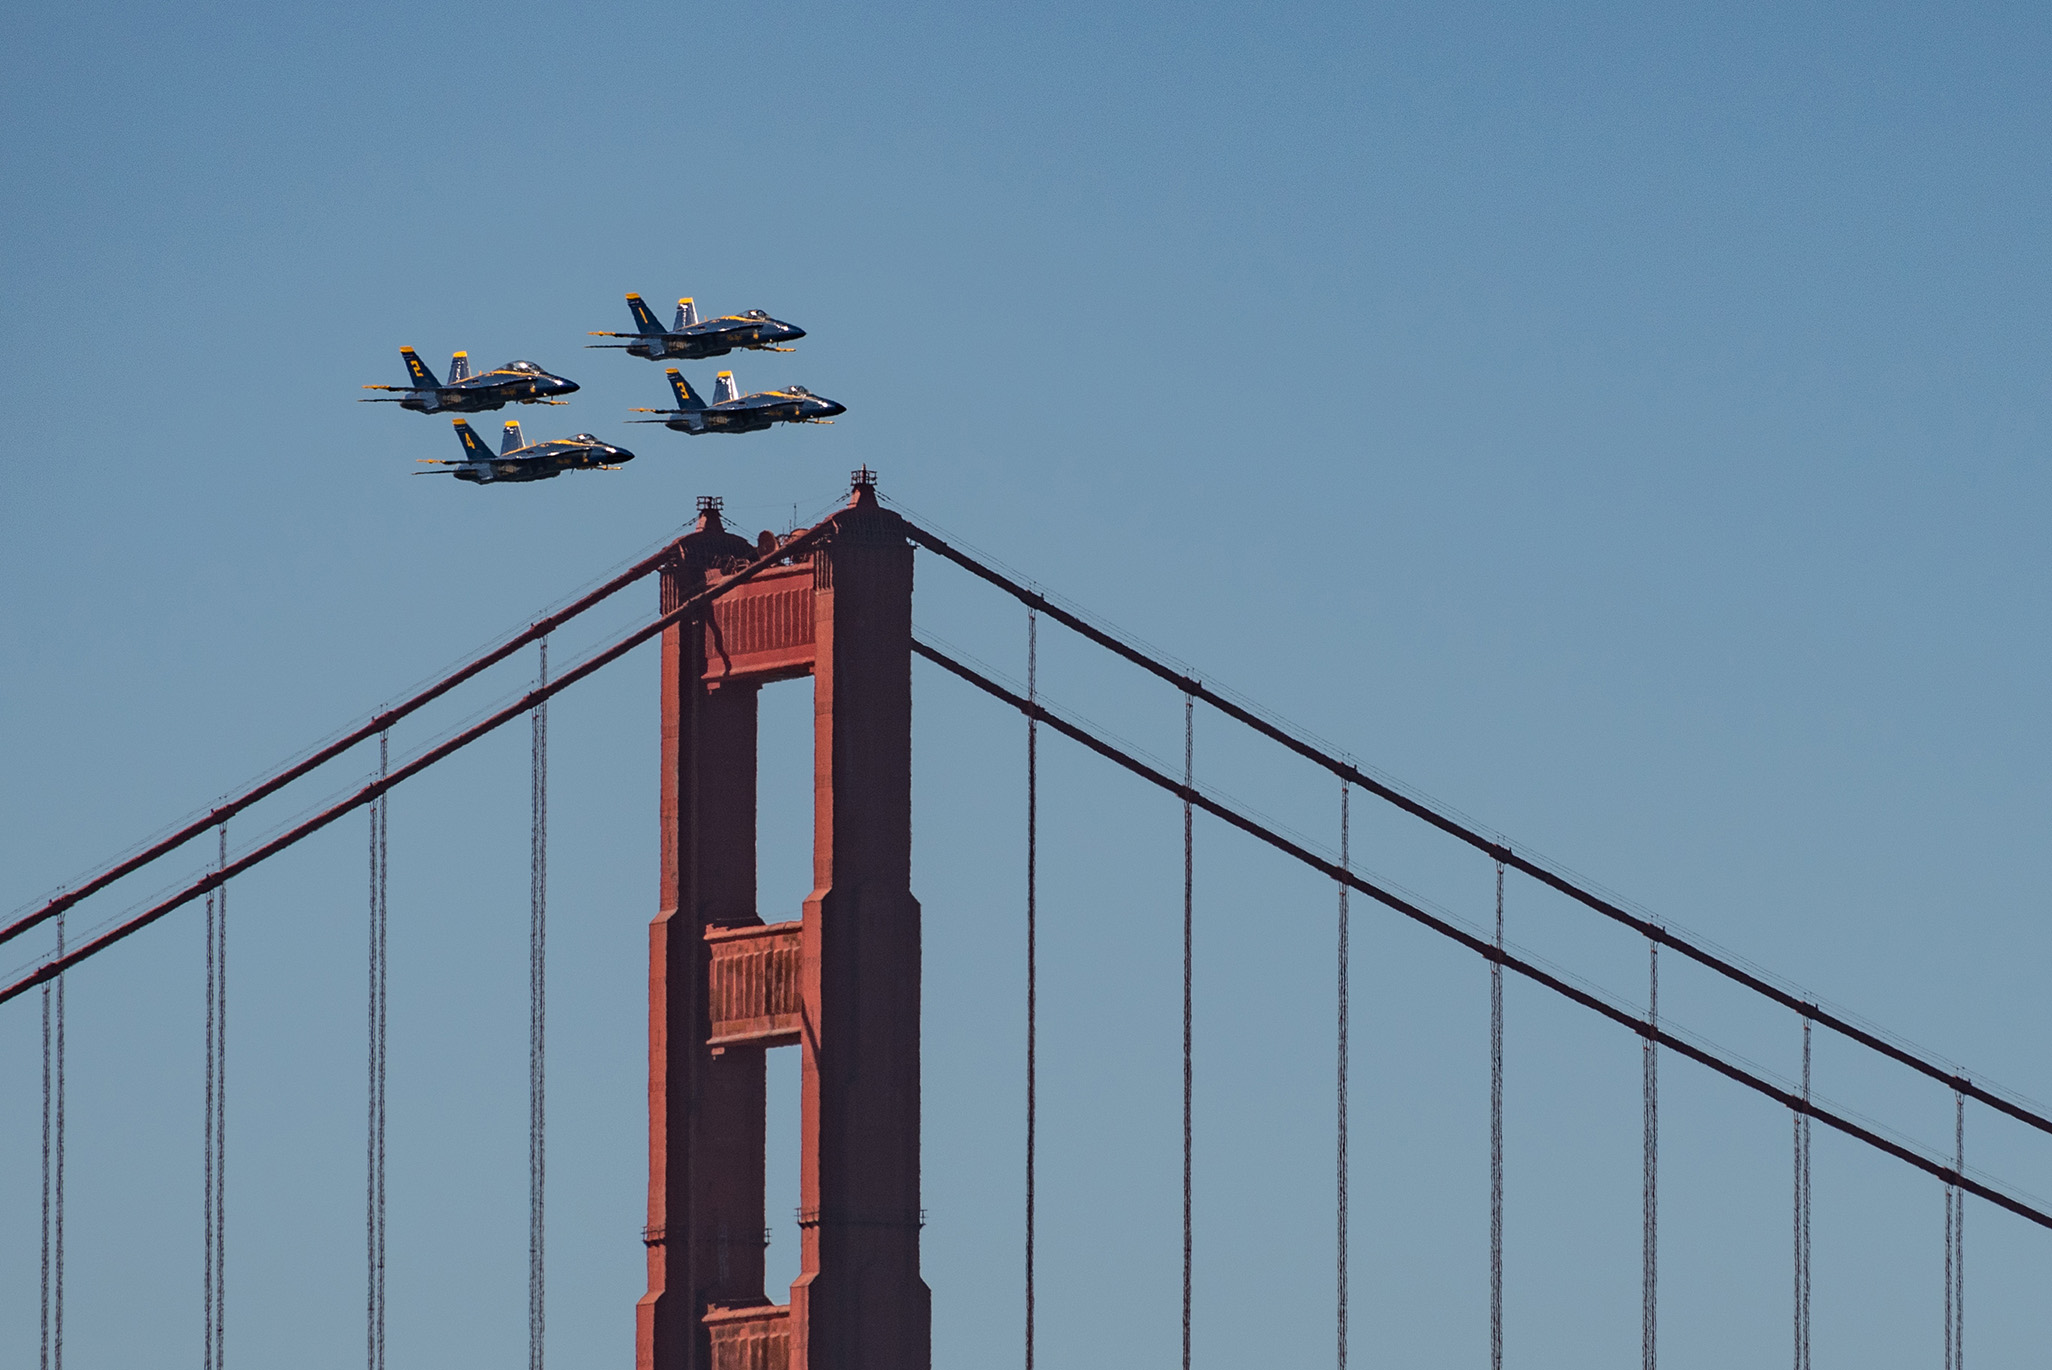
[364,290,844,485]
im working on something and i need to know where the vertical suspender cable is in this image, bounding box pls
[1182,694,1194,1370]
[205,873,218,1370]
[214,825,228,1370]
[1024,610,1038,1370]
[1642,942,1658,1370]
[1335,781,1349,1370]
[368,734,389,1370]
[1490,862,1505,1370]
[530,639,549,1370]
[1945,1090,1964,1370]
[1793,1017,1811,1370]
[42,913,64,1370]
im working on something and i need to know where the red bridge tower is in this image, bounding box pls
[639,475,931,1370]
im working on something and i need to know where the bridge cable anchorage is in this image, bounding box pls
[1793,1015,1812,1370]
[1490,862,1505,1370]
[2,537,690,955]
[0,517,837,1009]
[1642,942,1658,1370]
[367,735,390,1370]
[530,639,549,1370]
[1336,781,1350,1370]
[1024,610,1038,1370]
[911,638,2052,1229]
[1182,693,1195,1370]
[898,523,2052,1145]
[41,912,64,1370]
[1944,1089,1965,1370]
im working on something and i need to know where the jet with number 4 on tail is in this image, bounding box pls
[588,294,806,361]
[416,419,633,484]
[362,348,579,413]
[627,368,845,435]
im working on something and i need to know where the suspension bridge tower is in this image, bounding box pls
[639,473,931,1370]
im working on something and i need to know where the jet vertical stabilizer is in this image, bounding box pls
[401,347,442,389]
[626,293,666,335]
[712,371,739,404]
[448,352,473,382]
[666,369,707,410]
[452,418,493,462]
[501,421,525,454]
[674,298,699,329]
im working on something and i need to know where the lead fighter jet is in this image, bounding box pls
[363,348,579,413]
[416,419,633,484]
[588,294,806,361]
[628,368,846,435]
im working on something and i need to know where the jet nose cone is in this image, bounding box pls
[607,444,635,462]
[554,378,580,393]
[783,325,807,340]
[821,399,847,417]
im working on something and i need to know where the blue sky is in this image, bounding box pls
[5,2,2052,1367]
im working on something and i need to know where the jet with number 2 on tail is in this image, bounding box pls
[416,419,633,484]
[362,348,579,413]
[588,294,806,361]
[628,368,845,435]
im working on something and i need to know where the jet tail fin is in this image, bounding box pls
[626,293,666,336]
[500,421,525,455]
[448,351,472,383]
[674,298,699,330]
[666,368,707,410]
[401,346,442,390]
[712,371,739,404]
[453,418,493,462]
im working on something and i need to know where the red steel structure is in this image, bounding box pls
[641,475,930,1370]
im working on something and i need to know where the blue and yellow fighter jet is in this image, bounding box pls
[587,294,806,361]
[628,368,845,435]
[416,419,633,484]
[362,348,579,413]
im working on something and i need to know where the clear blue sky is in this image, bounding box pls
[5,2,2051,1367]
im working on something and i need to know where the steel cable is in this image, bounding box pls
[1491,863,1505,1370]
[900,523,2052,1146]
[1944,1092,1964,1370]
[1182,695,1194,1370]
[367,735,389,1370]
[530,640,549,1370]
[1793,1016,1811,1370]
[912,636,2052,1228]
[1336,782,1350,1370]
[1643,943,1658,1370]
[1025,610,1038,1370]
[202,826,227,1370]
[40,914,62,1370]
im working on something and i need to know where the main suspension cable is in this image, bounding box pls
[1024,610,1038,1370]
[912,636,2052,1229]
[1642,942,1658,1370]
[367,736,389,1370]
[1490,862,1505,1370]
[530,640,549,1370]
[2,517,836,1008]
[1182,694,1194,1370]
[900,524,2052,1143]
[1336,781,1349,1370]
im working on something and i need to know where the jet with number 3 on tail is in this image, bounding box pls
[588,294,806,361]
[362,348,579,413]
[415,419,633,484]
[627,368,845,435]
